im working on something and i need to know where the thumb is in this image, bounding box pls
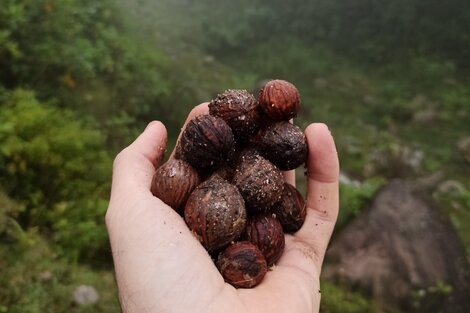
[110,121,167,204]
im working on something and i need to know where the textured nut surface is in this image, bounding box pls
[258,79,300,121]
[272,182,306,233]
[176,115,235,171]
[256,121,307,170]
[217,241,268,288]
[151,159,201,212]
[209,89,261,142]
[232,154,284,210]
[184,175,246,252]
[245,213,285,266]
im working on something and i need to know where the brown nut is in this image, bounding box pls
[245,213,285,266]
[151,159,201,212]
[184,175,246,252]
[232,154,284,211]
[272,183,306,233]
[217,241,268,288]
[255,121,307,170]
[175,115,235,171]
[209,89,261,143]
[258,80,300,121]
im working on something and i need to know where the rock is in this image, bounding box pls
[324,180,470,313]
[202,55,215,64]
[314,77,328,89]
[414,171,445,191]
[72,285,99,306]
[413,108,437,124]
[411,94,427,108]
[366,145,424,178]
[38,271,53,282]
[457,137,470,163]
[339,172,361,187]
[363,95,376,105]
[435,180,466,196]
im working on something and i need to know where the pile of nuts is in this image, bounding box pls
[151,79,307,288]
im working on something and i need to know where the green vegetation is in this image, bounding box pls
[1,0,469,312]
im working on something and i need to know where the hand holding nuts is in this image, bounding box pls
[151,79,308,288]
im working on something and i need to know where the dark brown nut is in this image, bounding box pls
[175,115,235,171]
[151,159,201,212]
[258,80,300,121]
[232,154,284,211]
[211,164,236,182]
[217,241,268,288]
[255,121,307,170]
[209,89,261,142]
[272,183,306,233]
[184,175,246,252]
[245,214,285,266]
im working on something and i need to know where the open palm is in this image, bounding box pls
[106,103,339,313]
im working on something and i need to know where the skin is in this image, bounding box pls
[106,103,339,313]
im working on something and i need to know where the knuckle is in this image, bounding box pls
[112,148,130,171]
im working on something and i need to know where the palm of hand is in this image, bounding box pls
[106,104,339,313]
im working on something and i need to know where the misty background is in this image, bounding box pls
[0,0,469,312]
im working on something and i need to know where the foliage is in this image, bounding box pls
[0,0,170,120]
[320,280,396,313]
[0,89,111,259]
[0,230,119,313]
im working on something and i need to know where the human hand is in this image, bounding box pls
[105,103,339,313]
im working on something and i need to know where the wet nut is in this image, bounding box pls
[245,213,285,266]
[258,79,300,121]
[151,159,201,212]
[256,121,307,170]
[175,115,235,171]
[217,241,268,288]
[232,154,284,210]
[209,89,261,142]
[272,182,306,233]
[184,175,247,252]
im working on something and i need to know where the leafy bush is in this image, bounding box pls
[0,0,170,119]
[0,89,111,259]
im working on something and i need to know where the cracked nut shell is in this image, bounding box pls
[258,80,300,121]
[217,241,268,288]
[151,159,201,212]
[175,115,235,171]
[245,213,285,266]
[184,175,247,252]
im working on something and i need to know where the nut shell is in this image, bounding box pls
[176,115,235,171]
[245,214,285,266]
[272,183,306,233]
[233,154,284,210]
[151,159,201,212]
[184,175,246,252]
[258,80,300,121]
[256,122,307,170]
[209,89,261,142]
[217,241,268,288]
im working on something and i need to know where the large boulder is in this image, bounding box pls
[324,180,470,313]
